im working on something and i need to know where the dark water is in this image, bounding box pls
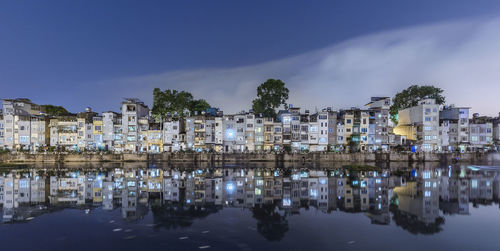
[1,163,500,251]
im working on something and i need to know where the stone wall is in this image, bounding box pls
[0,152,499,164]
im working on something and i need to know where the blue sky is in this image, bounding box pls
[1,0,500,115]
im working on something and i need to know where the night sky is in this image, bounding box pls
[1,0,500,115]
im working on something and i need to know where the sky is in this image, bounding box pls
[1,0,500,116]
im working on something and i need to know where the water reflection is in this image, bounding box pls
[0,164,499,240]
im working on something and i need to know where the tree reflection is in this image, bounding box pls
[251,203,289,241]
[150,203,221,230]
[390,204,445,235]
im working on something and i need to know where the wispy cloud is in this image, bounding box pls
[91,16,500,116]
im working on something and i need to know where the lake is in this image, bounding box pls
[0,162,499,250]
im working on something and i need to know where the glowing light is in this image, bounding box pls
[225,129,235,140]
[283,198,291,207]
[226,183,234,192]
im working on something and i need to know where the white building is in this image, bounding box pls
[394,99,440,152]
[121,98,149,152]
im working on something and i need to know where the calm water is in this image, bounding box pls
[1,163,500,251]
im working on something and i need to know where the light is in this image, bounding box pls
[283,198,291,207]
[226,183,234,192]
[225,129,235,140]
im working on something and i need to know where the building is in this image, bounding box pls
[439,106,470,152]
[121,98,149,152]
[1,99,50,151]
[394,99,440,152]
[102,111,119,151]
[365,97,392,151]
[49,117,80,151]
[469,113,494,150]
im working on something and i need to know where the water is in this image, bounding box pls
[1,163,500,251]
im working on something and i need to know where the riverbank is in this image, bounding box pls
[0,152,499,164]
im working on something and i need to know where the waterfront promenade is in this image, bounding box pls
[1,151,499,165]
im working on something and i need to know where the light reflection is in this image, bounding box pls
[0,164,499,238]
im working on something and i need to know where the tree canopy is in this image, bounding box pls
[152,88,211,119]
[251,79,289,118]
[41,104,72,116]
[390,85,445,124]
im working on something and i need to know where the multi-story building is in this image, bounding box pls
[245,113,255,152]
[273,121,282,151]
[254,115,264,151]
[222,115,236,152]
[1,99,50,151]
[121,98,149,152]
[439,106,470,152]
[365,97,392,151]
[234,113,246,152]
[263,117,274,151]
[326,108,338,150]
[300,112,310,151]
[278,110,292,148]
[394,99,440,152]
[92,116,104,150]
[49,117,80,151]
[317,111,329,151]
[204,117,216,151]
[102,111,119,151]
[145,123,163,153]
[493,114,500,150]
[214,117,224,152]
[469,114,494,150]
[193,114,206,151]
[341,108,370,151]
[163,118,183,152]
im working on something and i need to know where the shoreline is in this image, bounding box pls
[0,152,499,165]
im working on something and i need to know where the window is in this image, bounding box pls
[425,117,431,122]
[346,119,352,124]
[19,180,29,188]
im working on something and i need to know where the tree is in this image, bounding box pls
[252,79,289,118]
[152,88,211,120]
[41,105,72,116]
[390,85,445,124]
[188,99,211,115]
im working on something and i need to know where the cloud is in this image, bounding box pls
[92,16,500,116]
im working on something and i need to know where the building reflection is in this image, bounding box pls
[1,164,500,238]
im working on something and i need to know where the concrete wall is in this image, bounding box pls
[1,152,499,164]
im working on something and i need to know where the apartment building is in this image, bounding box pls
[439,106,470,152]
[121,98,149,152]
[394,99,440,152]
